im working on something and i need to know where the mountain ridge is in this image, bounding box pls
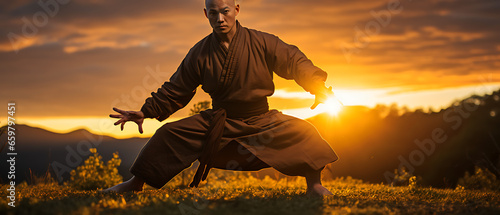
[1,89,499,187]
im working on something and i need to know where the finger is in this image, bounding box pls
[121,122,125,131]
[311,101,319,110]
[113,107,126,114]
[109,114,123,118]
[114,119,124,126]
[138,124,144,134]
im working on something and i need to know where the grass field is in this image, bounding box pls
[1,175,499,215]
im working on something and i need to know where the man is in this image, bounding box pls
[104,0,338,196]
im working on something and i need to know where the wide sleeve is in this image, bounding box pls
[264,34,329,95]
[140,53,201,122]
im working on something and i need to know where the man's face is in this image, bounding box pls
[204,0,240,35]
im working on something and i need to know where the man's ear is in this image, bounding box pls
[204,8,208,18]
[235,4,240,16]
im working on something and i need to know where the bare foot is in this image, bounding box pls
[306,183,333,196]
[101,176,144,193]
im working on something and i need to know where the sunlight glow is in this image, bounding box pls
[323,97,344,116]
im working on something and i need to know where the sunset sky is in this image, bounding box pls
[1,0,499,138]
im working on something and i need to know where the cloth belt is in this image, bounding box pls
[213,98,269,119]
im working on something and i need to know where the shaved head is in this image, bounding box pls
[204,0,240,40]
[205,0,236,9]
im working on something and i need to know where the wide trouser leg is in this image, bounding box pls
[232,111,338,177]
[130,110,337,189]
[130,114,209,189]
[212,140,270,171]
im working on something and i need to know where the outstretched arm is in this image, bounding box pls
[264,33,333,108]
[110,107,145,134]
[140,49,201,122]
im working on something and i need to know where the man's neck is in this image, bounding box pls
[217,31,235,43]
[215,23,238,48]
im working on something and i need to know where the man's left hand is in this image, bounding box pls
[311,86,334,109]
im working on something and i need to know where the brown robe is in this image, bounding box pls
[131,21,338,189]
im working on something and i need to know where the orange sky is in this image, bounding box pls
[1,0,499,138]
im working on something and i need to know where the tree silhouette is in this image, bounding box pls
[189,101,211,116]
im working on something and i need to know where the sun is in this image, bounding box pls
[323,97,343,116]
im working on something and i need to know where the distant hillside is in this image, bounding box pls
[1,89,499,188]
[308,89,500,188]
[0,125,147,183]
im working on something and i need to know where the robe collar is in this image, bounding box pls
[212,20,242,54]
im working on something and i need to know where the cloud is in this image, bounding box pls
[1,0,499,118]
[0,0,212,53]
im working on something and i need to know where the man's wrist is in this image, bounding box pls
[137,111,145,119]
[140,106,155,119]
[311,84,330,96]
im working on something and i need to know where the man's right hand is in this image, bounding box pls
[110,107,145,134]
